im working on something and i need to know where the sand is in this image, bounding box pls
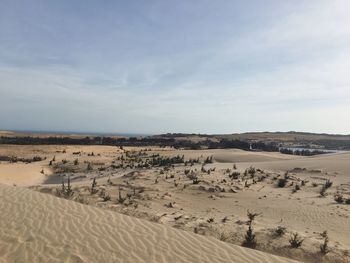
[0,184,297,263]
[1,144,350,262]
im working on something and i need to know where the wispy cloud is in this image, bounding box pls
[0,0,349,134]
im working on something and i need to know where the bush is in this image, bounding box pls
[320,186,327,197]
[289,233,303,248]
[229,172,240,180]
[324,179,333,189]
[90,178,97,194]
[56,176,74,198]
[242,210,261,249]
[277,178,288,188]
[275,226,287,237]
[320,231,330,255]
[99,189,111,202]
[334,193,344,204]
[242,223,256,248]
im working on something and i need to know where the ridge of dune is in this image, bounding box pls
[0,184,298,263]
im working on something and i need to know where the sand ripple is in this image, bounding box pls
[0,184,298,263]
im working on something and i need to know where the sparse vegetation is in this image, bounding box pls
[334,193,344,204]
[277,177,288,188]
[320,231,330,255]
[289,233,303,248]
[90,178,97,194]
[242,210,261,249]
[275,226,287,237]
[56,176,74,198]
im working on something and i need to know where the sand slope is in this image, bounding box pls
[0,184,298,263]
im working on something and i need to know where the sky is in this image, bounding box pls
[1,0,350,134]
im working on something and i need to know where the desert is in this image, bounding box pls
[1,134,350,262]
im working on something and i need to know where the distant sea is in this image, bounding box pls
[6,130,152,137]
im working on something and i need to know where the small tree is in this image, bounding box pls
[320,231,330,255]
[242,210,261,249]
[87,162,93,171]
[91,178,97,194]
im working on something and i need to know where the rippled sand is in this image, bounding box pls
[0,184,297,263]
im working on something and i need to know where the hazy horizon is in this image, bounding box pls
[1,1,350,134]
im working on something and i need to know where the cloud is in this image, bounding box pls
[0,1,350,134]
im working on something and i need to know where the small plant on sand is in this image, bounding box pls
[289,233,303,248]
[324,179,333,189]
[242,210,261,249]
[204,156,213,164]
[74,159,79,165]
[192,176,200,184]
[277,177,288,188]
[56,176,74,198]
[334,193,344,204]
[345,198,350,205]
[99,189,111,202]
[117,186,126,204]
[248,166,256,178]
[320,231,330,255]
[233,164,237,170]
[320,185,327,197]
[90,178,98,194]
[207,217,214,223]
[275,226,287,237]
[87,162,93,171]
[229,172,240,180]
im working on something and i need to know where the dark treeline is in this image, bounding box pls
[279,148,329,156]
[0,135,276,151]
[1,135,341,154]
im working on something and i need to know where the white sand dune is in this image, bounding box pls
[0,184,298,263]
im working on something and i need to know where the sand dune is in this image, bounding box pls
[0,184,297,263]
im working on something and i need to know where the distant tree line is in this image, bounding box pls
[279,148,329,156]
[1,135,347,153]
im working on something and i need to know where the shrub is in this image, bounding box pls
[242,223,257,248]
[242,210,261,249]
[320,186,327,197]
[324,179,333,189]
[100,189,111,202]
[275,226,287,237]
[90,178,97,194]
[345,198,350,204]
[229,172,240,180]
[204,156,213,164]
[334,193,344,204]
[74,159,79,165]
[289,233,303,248]
[277,178,288,188]
[117,187,126,204]
[320,231,330,255]
[248,167,256,178]
[56,176,74,198]
[87,162,93,171]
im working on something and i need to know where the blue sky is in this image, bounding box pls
[1,0,350,134]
